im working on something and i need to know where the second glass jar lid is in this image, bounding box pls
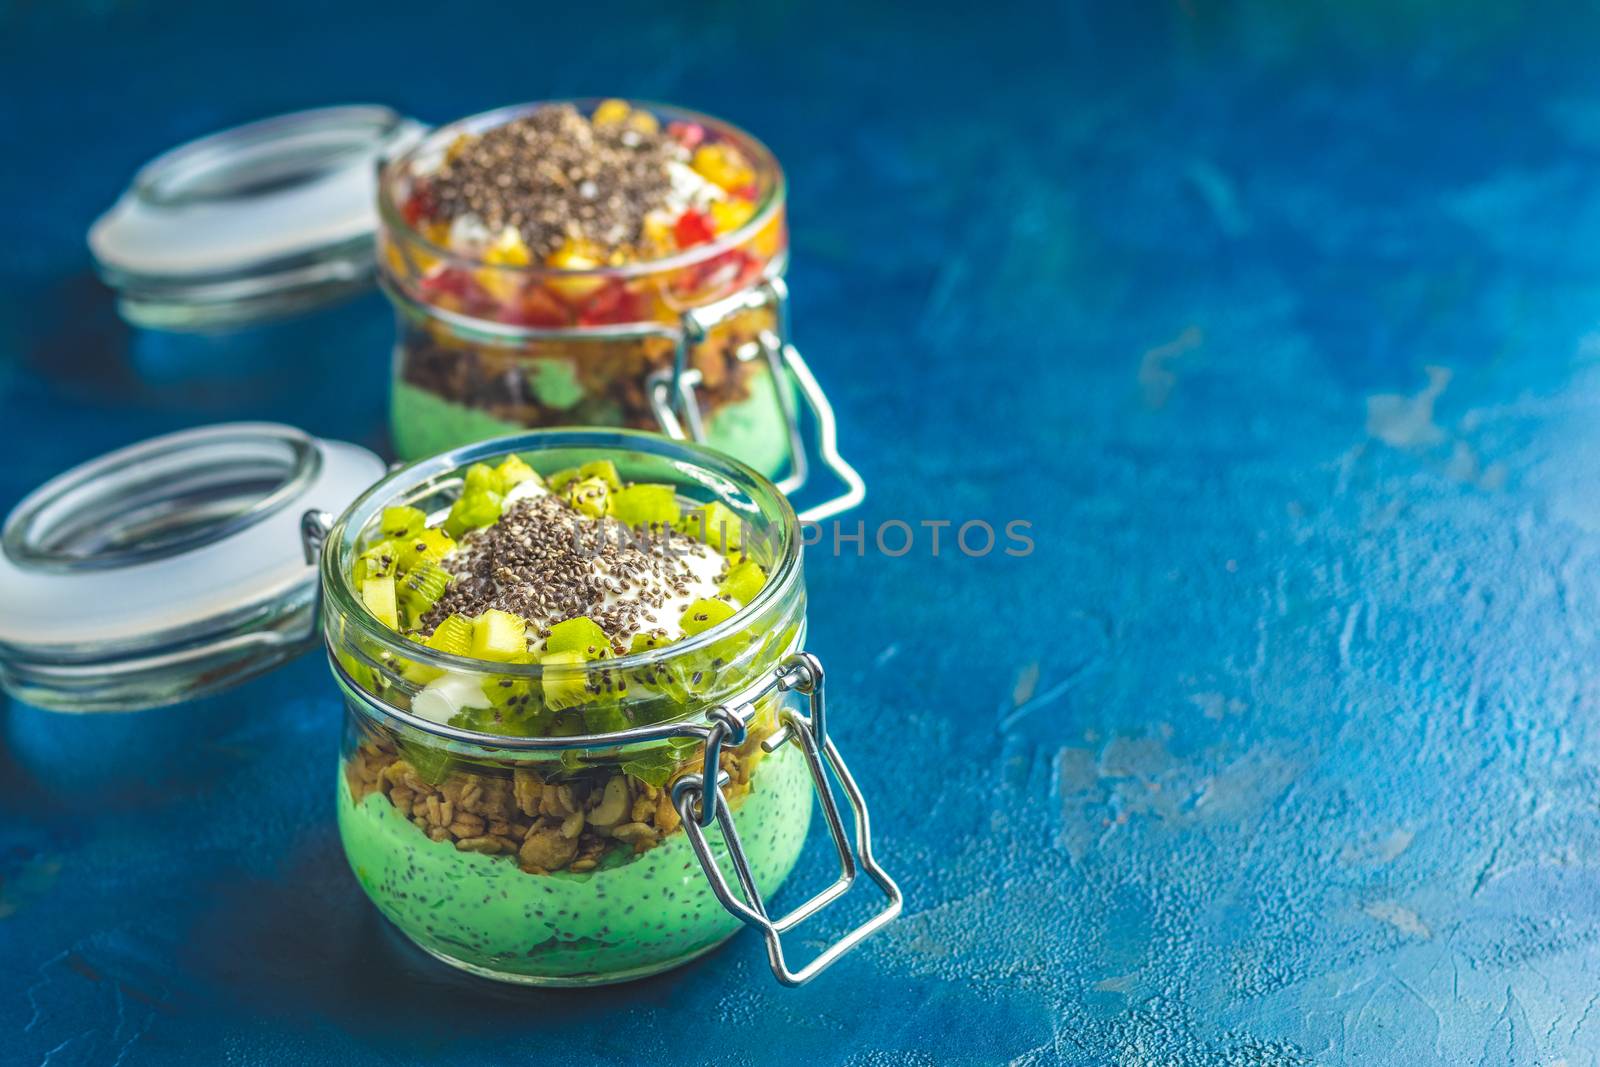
[0,422,385,711]
[88,105,427,330]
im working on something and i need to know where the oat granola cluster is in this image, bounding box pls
[344,720,773,874]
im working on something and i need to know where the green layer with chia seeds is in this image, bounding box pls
[339,731,811,983]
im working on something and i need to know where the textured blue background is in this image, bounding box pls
[7,1,1600,1063]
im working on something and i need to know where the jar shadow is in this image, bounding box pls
[179,825,718,1036]
[1,694,243,808]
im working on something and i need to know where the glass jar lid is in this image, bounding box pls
[89,105,427,330]
[0,422,384,711]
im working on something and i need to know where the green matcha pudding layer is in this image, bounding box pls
[340,740,811,984]
[390,364,794,478]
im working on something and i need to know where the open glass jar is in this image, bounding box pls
[312,429,899,985]
[376,100,864,520]
[0,424,897,986]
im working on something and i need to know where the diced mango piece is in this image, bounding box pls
[626,109,660,136]
[710,198,757,234]
[592,99,631,127]
[545,238,609,304]
[484,227,531,267]
[691,143,755,191]
[642,210,675,252]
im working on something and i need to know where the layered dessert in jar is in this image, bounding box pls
[379,100,792,473]
[330,441,815,983]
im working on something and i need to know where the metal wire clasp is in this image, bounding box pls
[646,277,866,522]
[670,652,902,986]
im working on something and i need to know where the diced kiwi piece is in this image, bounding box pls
[472,609,528,661]
[396,527,455,572]
[548,710,587,736]
[680,501,743,554]
[463,461,505,497]
[611,483,680,529]
[447,705,501,734]
[483,679,547,736]
[622,739,698,787]
[334,648,380,696]
[545,467,581,493]
[578,459,622,491]
[680,597,737,635]
[361,576,399,630]
[719,560,766,604]
[706,628,759,671]
[355,539,399,581]
[396,641,444,686]
[443,489,503,537]
[546,616,614,659]
[583,703,630,734]
[381,506,426,541]
[423,613,474,656]
[496,453,540,489]
[541,650,591,710]
[399,561,452,623]
[400,560,452,598]
[564,476,610,518]
[628,631,673,654]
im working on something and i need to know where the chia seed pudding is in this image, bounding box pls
[379,100,795,473]
[333,447,814,984]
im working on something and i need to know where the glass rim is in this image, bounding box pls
[322,427,802,694]
[376,98,786,283]
[2,423,323,574]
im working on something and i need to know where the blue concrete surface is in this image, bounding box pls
[6,0,1600,1062]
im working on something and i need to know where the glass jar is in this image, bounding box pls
[376,100,863,519]
[314,429,900,985]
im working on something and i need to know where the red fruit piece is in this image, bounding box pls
[578,281,644,326]
[505,286,572,328]
[667,121,706,149]
[402,181,435,227]
[419,268,500,316]
[420,268,474,299]
[673,209,715,249]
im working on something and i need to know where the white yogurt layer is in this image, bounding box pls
[502,478,550,505]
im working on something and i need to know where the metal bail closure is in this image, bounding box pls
[671,653,903,986]
[647,277,867,523]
